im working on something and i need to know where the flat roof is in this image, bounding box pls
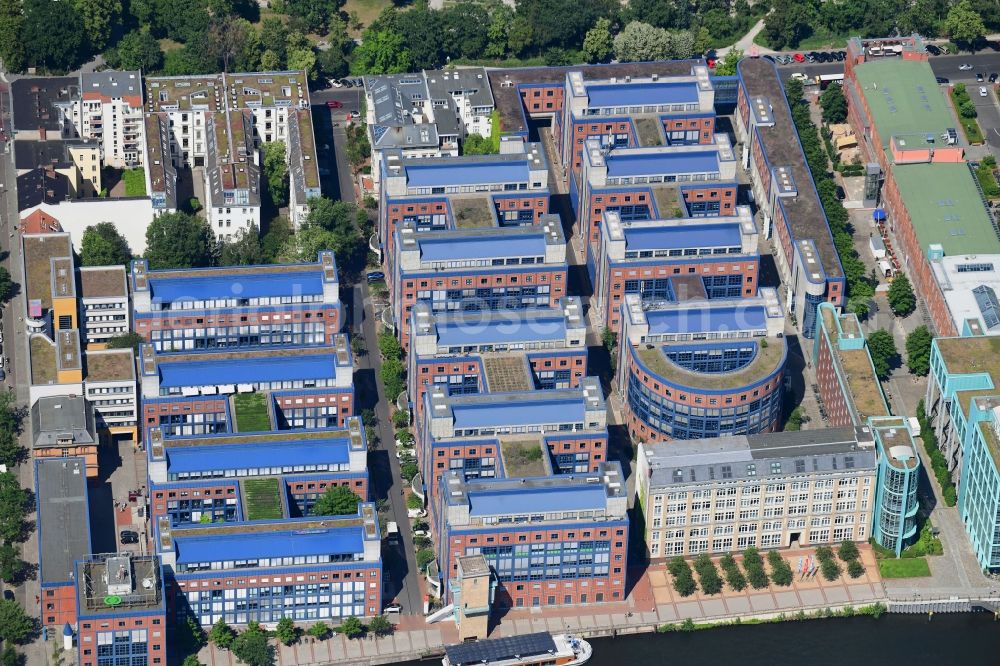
[166,440,350,473]
[624,223,742,251]
[23,234,74,308]
[149,270,325,302]
[157,352,340,387]
[11,77,78,131]
[605,150,718,178]
[29,336,57,385]
[891,162,1000,257]
[636,338,785,390]
[174,526,364,564]
[453,399,586,428]
[77,554,163,615]
[468,484,608,516]
[416,234,548,262]
[32,395,96,447]
[499,438,547,477]
[36,458,90,585]
[406,161,531,188]
[436,316,567,346]
[646,305,768,334]
[738,58,842,279]
[79,266,128,299]
[936,335,1000,379]
[853,59,955,145]
[586,81,700,107]
[86,349,135,383]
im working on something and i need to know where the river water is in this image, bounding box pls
[395,613,1000,666]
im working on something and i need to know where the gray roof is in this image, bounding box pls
[644,427,877,489]
[13,140,74,170]
[80,71,142,99]
[425,68,494,110]
[17,168,70,211]
[11,76,78,132]
[35,458,91,585]
[31,395,98,449]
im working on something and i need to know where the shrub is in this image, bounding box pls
[720,553,747,591]
[406,493,423,510]
[275,617,299,646]
[392,410,409,428]
[416,548,436,569]
[667,557,698,597]
[820,557,843,581]
[306,622,331,639]
[767,550,794,587]
[692,554,723,595]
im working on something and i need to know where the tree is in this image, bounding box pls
[764,0,817,49]
[820,556,842,581]
[887,274,916,317]
[75,0,122,51]
[485,4,514,59]
[906,325,933,377]
[614,21,672,62]
[231,623,273,666]
[416,548,436,569]
[337,616,365,639]
[288,46,318,81]
[667,556,697,596]
[0,472,29,544]
[306,622,330,639]
[145,212,216,269]
[400,461,418,481]
[350,29,411,75]
[0,542,26,584]
[0,267,14,303]
[867,329,898,381]
[178,613,207,654]
[104,332,145,352]
[106,28,165,72]
[463,134,497,156]
[207,14,250,72]
[713,48,743,76]
[378,333,403,361]
[21,0,87,72]
[670,30,696,59]
[622,0,677,29]
[837,539,859,562]
[0,394,25,469]
[208,618,237,650]
[742,548,769,589]
[0,598,33,645]
[282,0,341,35]
[182,657,204,666]
[219,226,265,266]
[515,0,616,52]
[262,216,292,263]
[81,223,132,267]
[820,83,847,124]
[368,615,393,637]
[945,0,987,45]
[1,646,21,666]
[693,554,723,594]
[582,17,613,63]
[312,486,360,516]
[381,358,406,400]
[847,559,866,578]
[766,550,794,587]
[0,0,26,73]
[274,617,299,646]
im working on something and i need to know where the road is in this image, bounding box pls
[311,87,364,118]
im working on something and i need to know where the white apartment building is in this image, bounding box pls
[636,428,878,561]
[79,265,130,349]
[85,348,139,443]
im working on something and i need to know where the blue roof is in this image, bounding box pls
[158,355,338,387]
[418,235,545,262]
[149,272,324,303]
[468,485,607,516]
[605,151,719,178]
[166,439,351,473]
[174,526,364,564]
[406,162,530,188]
[646,305,767,335]
[586,82,699,108]
[452,399,585,428]
[624,223,742,251]
[436,317,567,346]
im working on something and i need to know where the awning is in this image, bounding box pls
[873,208,887,221]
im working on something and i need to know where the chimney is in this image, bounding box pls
[39,127,47,141]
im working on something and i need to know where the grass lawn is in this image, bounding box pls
[243,478,283,521]
[343,0,391,34]
[878,557,931,578]
[233,392,271,432]
[122,168,146,197]
[754,28,848,51]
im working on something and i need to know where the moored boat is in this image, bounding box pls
[443,631,592,666]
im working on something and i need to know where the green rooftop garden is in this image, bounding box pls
[233,392,270,432]
[123,168,147,197]
[243,478,283,521]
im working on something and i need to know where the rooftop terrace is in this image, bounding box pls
[635,338,785,390]
[738,58,842,280]
[77,554,163,615]
[482,354,532,392]
[635,117,665,147]
[29,336,57,384]
[452,196,496,229]
[500,438,548,477]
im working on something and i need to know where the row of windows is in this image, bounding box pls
[183,580,377,625]
[178,551,365,573]
[149,323,327,352]
[150,294,324,311]
[160,378,341,396]
[623,246,743,259]
[170,462,352,482]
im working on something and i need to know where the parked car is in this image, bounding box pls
[834,51,846,61]
[959,63,974,70]
[762,54,776,63]
[793,53,805,63]
[120,530,139,545]
[790,72,809,82]
[353,78,364,87]
[977,72,985,82]
[991,72,999,83]
[926,44,941,55]
[330,78,343,88]
[981,86,989,97]
[816,52,829,62]
[835,185,846,201]
[326,100,343,108]
[366,270,386,282]
[384,604,402,614]
[936,76,950,84]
